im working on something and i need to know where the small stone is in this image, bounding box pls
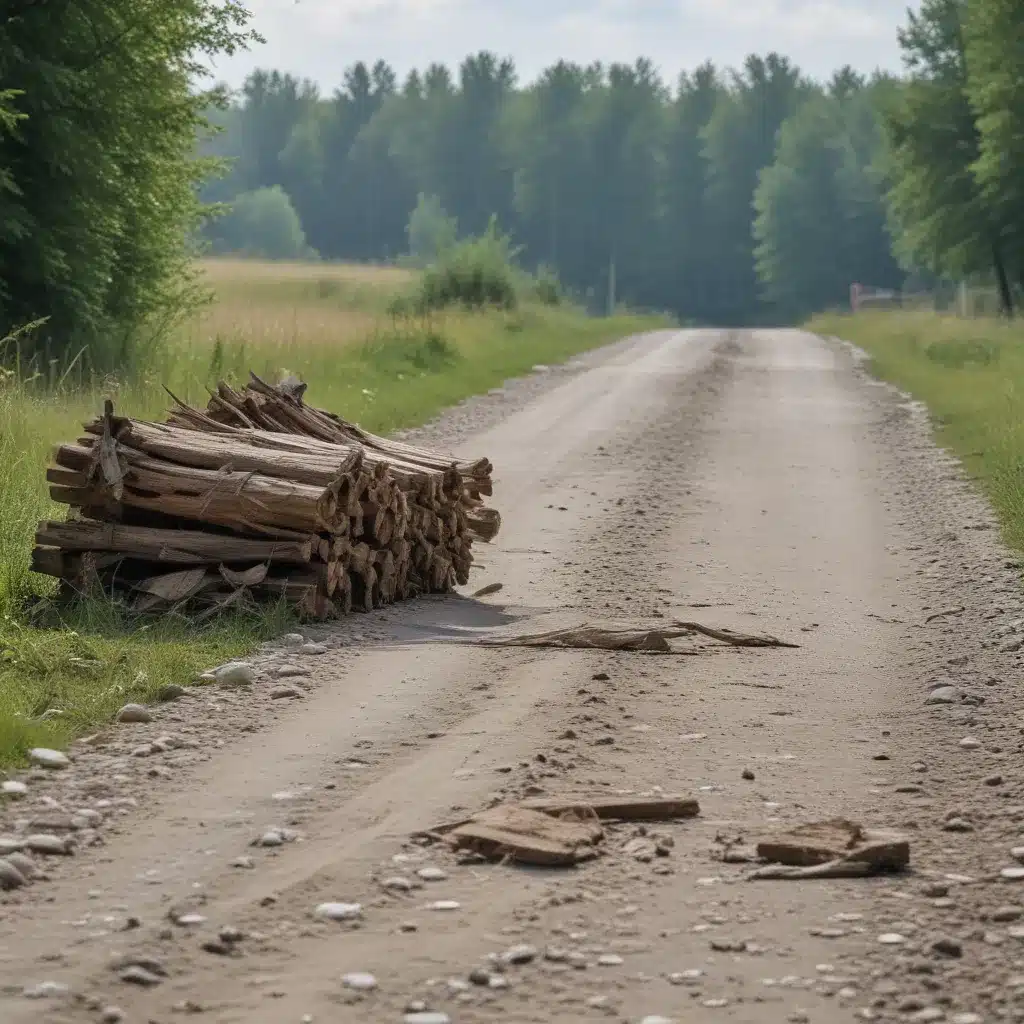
[959,736,981,749]
[270,685,304,699]
[668,969,704,985]
[276,665,310,679]
[382,876,413,892]
[985,775,1005,787]
[922,883,949,898]
[281,632,305,645]
[925,687,962,705]
[201,940,233,956]
[501,943,537,965]
[909,1011,945,1023]
[931,937,963,958]
[230,856,255,869]
[2,780,28,798]
[219,927,245,944]
[25,834,71,856]
[428,900,461,912]
[300,643,328,655]
[28,748,69,770]
[950,1015,983,1024]
[942,818,974,833]
[417,866,448,881]
[489,974,509,989]
[101,1008,125,1023]
[641,1017,675,1024]
[468,967,491,986]
[877,933,906,945]
[157,684,187,702]
[7,852,37,878]
[255,830,284,847]
[341,972,377,991]
[0,858,28,889]
[23,981,69,999]
[404,1014,450,1024]
[1001,867,1024,881]
[314,902,362,921]
[993,905,1023,922]
[119,966,162,987]
[116,703,152,723]
[703,998,730,1009]
[213,661,255,687]
[742,769,756,780]
[1011,848,1024,863]
[597,953,624,966]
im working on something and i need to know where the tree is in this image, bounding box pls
[207,186,313,259]
[882,0,1013,313]
[964,0,1024,295]
[406,193,457,263]
[0,1,259,367]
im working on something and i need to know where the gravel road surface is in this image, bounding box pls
[2,328,1023,1024]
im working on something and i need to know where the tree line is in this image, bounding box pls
[1,0,1023,369]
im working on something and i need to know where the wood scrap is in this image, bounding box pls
[520,795,700,821]
[453,622,799,654]
[750,819,910,879]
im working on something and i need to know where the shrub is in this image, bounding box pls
[207,187,314,260]
[417,218,519,312]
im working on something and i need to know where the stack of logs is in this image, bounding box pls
[32,374,499,619]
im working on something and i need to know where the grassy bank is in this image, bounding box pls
[0,258,667,768]
[809,310,1024,550]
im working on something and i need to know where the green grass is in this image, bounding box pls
[809,309,1024,550]
[0,271,667,769]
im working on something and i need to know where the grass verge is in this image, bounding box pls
[809,310,1024,551]
[1,284,666,769]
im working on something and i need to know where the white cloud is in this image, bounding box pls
[206,0,919,92]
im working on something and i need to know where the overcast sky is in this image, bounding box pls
[207,0,922,93]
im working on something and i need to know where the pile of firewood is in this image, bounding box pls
[31,374,499,619]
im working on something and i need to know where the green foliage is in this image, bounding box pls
[0,0,260,370]
[417,218,520,312]
[406,193,458,264]
[207,186,314,259]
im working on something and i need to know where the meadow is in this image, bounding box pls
[810,309,1024,553]
[0,259,666,767]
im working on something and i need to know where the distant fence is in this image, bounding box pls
[850,282,1007,318]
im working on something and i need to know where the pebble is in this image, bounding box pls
[230,856,255,869]
[950,1015,983,1024]
[742,769,755,780]
[598,954,624,966]
[959,736,982,749]
[931,936,963,958]
[943,817,974,833]
[119,966,163,987]
[640,1018,674,1024]
[255,830,285,847]
[28,748,69,770]
[25,834,71,856]
[502,943,538,965]
[281,632,305,645]
[668,969,703,985]
[428,900,461,912]
[213,661,255,687]
[703,998,730,1008]
[101,1008,125,1023]
[116,703,152,723]
[341,972,377,991]
[404,1014,450,1024]
[910,1011,945,1023]
[276,665,309,679]
[417,867,448,881]
[270,685,304,699]
[301,643,328,655]
[992,905,1022,922]
[1001,867,1024,881]
[23,981,69,998]
[877,933,906,945]
[469,967,491,985]
[1011,848,1024,863]
[382,876,413,891]
[2,780,28,798]
[314,902,362,921]
[0,858,28,889]
[157,684,187,702]
[925,686,962,705]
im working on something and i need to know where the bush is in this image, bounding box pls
[417,218,519,312]
[207,187,314,260]
[532,264,562,306]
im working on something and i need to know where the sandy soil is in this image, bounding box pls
[2,328,1023,1024]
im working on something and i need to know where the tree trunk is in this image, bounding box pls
[994,243,1014,317]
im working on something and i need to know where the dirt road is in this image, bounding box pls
[3,328,1024,1024]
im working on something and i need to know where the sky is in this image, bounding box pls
[206,0,923,93]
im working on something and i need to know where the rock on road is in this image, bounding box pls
[2,328,1023,1024]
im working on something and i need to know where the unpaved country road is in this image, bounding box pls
[4,328,1024,1024]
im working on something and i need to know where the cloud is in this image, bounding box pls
[206,0,918,92]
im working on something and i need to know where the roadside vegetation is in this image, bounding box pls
[810,310,1024,553]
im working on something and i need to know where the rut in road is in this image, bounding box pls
[2,328,1024,1024]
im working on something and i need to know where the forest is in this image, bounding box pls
[2,0,1024,360]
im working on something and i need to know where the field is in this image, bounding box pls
[0,259,667,767]
[809,310,1024,552]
